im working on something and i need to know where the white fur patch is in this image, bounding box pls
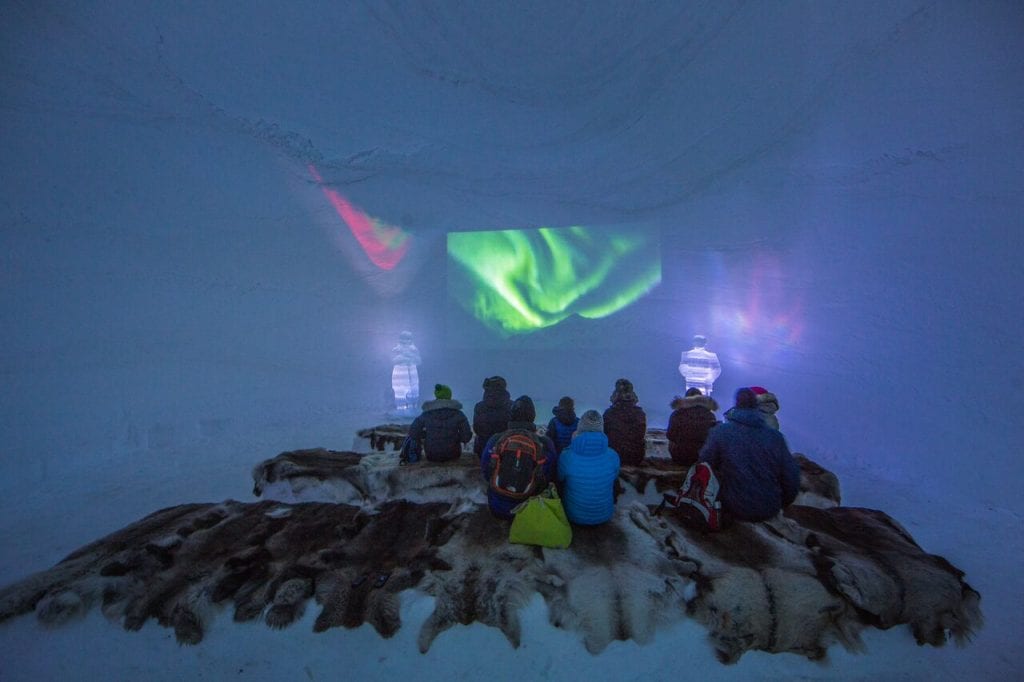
[0,453,982,665]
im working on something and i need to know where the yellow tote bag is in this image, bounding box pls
[509,484,572,548]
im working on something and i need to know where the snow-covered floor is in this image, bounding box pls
[0,414,1019,681]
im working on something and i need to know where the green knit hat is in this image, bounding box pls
[434,384,452,400]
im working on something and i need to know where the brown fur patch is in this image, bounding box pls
[0,452,980,663]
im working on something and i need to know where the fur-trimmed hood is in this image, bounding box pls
[421,398,464,412]
[609,378,639,406]
[610,388,639,406]
[756,392,779,414]
[724,407,768,428]
[479,387,511,407]
[670,394,719,412]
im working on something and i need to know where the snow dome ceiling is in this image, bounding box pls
[1,1,926,233]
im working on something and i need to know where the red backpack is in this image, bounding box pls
[488,430,547,499]
[657,462,722,531]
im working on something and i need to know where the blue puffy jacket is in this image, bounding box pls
[698,407,800,522]
[557,431,621,525]
[480,422,559,520]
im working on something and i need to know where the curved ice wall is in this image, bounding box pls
[2,2,1021,510]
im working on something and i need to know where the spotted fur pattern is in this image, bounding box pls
[0,453,979,663]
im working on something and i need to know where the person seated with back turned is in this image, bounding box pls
[698,387,800,522]
[666,387,720,467]
[480,395,558,520]
[557,410,620,525]
[545,396,579,454]
[407,384,472,462]
[603,378,647,466]
[473,376,512,457]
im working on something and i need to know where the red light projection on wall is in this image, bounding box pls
[308,164,410,270]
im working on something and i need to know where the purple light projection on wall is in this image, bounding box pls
[708,253,805,368]
[308,164,410,271]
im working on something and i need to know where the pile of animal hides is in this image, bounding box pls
[0,427,981,664]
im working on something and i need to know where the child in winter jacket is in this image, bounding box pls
[545,396,579,453]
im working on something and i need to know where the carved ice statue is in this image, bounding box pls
[679,334,721,396]
[391,331,421,412]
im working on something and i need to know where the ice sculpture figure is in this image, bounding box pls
[679,335,722,396]
[391,331,421,412]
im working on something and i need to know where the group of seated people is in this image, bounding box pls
[404,375,798,529]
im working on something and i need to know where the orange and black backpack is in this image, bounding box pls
[487,429,547,499]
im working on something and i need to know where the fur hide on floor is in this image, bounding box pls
[0,452,980,664]
[252,448,488,508]
[354,424,410,453]
[253,448,840,510]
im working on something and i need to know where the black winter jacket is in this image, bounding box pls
[409,399,472,462]
[667,394,719,467]
[473,386,512,456]
[603,400,647,466]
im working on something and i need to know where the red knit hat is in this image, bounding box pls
[749,386,768,395]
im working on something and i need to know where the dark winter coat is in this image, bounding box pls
[473,385,512,456]
[667,394,719,467]
[698,407,800,522]
[408,399,472,463]
[546,405,579,454]
[480,421,558,520]
[603,400,647,466]
[557,431,620,525]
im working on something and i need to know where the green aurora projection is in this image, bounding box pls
[448,226,661,336]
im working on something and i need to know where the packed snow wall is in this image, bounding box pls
[1,2,1021,510]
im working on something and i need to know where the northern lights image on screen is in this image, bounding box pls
[447,225,661,336]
